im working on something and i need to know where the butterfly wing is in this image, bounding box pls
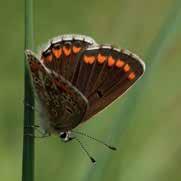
[71,45,145,121]
[25,50,48,104]
[26,35,145,128]
[26,50,88,132]
[40,34,97,83]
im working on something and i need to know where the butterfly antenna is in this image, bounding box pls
[74,137,96,164]
[72,130,117,151]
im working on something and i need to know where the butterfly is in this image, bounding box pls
[25,34,145,159]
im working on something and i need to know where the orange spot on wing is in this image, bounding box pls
[97,54,106,64]
[89,56,95,64]
[63,46,71,56]
[30,61,40,71]
[124,64,130,72]
[108,56,115,66]
[43,54,53,62]
[115,59,125,68]
[52,48,62,58]
[84,55,95,64]
[73,46,81,53]
[128,72,136,80]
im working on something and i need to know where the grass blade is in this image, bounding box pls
[22,0,35,181]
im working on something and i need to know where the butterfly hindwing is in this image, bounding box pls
[73,46,145,121]
[41,35,97,83]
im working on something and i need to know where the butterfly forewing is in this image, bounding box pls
[26,50,89,132]
[75,46,145,121]
[46,73,89,131]
[25,50,49,104]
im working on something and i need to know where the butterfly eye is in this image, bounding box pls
[60,132,67,139]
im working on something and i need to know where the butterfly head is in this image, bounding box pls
[59,131,74,142]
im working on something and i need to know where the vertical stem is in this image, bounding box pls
[22,0,35,181]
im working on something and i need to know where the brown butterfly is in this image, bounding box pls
[26,34,145,162]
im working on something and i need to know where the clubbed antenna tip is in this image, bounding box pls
[108,146,117,151]
[90,157,96,164]
[72,130,117,151]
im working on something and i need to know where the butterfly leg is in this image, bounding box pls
[24,133,50,138]
[24,100,48,138]
[24,131,50,138]
[24,125,50,138]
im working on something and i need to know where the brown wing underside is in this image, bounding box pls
[26,50,89,132]
[41,38,95,83]
[72,47,145,121]
[40,38,145,123]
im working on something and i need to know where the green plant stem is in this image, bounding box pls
[22,0,35,181]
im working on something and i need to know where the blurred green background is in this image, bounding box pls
[0,0,181,181]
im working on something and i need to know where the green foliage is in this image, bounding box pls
[0,0,181,181]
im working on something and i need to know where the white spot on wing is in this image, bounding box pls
[84,36,97,45]
[62,35,73,41]
[101,44,112,49]
[113,47,121,52]
[52,36,63,44]
[86,45,100,50]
